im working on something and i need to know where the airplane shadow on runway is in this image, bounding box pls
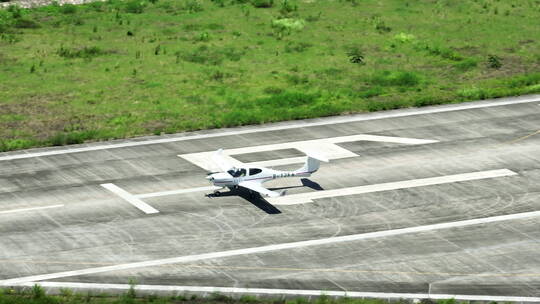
[205,178,324,215]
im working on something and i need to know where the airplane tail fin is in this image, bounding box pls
[295,151,328,175]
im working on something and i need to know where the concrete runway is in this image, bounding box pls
[0,95,539,301]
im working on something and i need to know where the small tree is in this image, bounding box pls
[347,47,365,65]
[487,54,502,69]
[32,284,45,299]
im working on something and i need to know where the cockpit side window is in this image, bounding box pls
[249,168,262,176]
[228,168,247,177]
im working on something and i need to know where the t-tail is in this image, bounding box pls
[294,151,329,177]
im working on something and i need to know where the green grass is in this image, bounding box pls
[0,286,473,304]
[0,0,540,151]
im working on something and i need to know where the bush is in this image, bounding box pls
[180,46,222,65]
[284,41,311,53]
[251,0,273,8]
[505,72,540,88]
[253,91,318,108]
[454,58,478,71]
[370,70,421,86]
[14,18,40,28]
[263,86,283,94]
[346,46,365,64]
[487,54,502,69]
[184,0,204,12]
[279,0,297,16]
[0,10,14,33]
[60,4,77,14]
[357,86,382,98]
[393,32,416,43]
[271,18,305,37]
[57,46,107,58]
[32,284,45,299]
[420,44,464,61]
[124,0,145,13]
[375,20,391,33]
[365,99,404,111]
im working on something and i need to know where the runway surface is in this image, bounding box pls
[0,95,539,301]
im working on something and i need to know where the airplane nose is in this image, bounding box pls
[205,176,214,181]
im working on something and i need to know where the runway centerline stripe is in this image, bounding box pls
[0,204,64,215]
[268,169,518,205]
[2,203,540,285]
[4,282,539,303]
[0,95,538,161]
[101,183,159,214]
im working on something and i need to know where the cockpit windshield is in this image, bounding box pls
[227,168,247,177]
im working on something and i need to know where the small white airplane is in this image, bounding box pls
[205,149,328,197]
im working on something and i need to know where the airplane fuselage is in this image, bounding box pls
[207,167,311,188]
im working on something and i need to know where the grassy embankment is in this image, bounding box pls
[0,0,539,151]
[0,285,464,304]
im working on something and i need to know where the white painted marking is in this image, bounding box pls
[136,186,220,199]
[1,95,537,162]
[101,183,159,214]
[5,282,540,303]
[0,204,64,215]
[179,134,438,172]
[2,206,540,285]
[268,169,518,205]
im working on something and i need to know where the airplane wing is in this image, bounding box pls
[239,181,283,198]
[211,149,234,172]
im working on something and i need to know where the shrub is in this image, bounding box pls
[457,87,488,99]
[57,46,107,59]
[487,54,502,69]
[180,46,223,65]
[505,72,540,88]
[14,18,40,28]
[346,46,365,64]
[366,99,404,111]
[7,5,22,19]
[254,91,317,107]
[375,20,391,33]
[271,18,305,37]
[124,0,145,13]
[184,0,204,12]
[60,4,77,14]
[284,41,311,53]
[393,32,416,43]
[357,86,382,98]
[454,58,478,71]
[414,95,445,107]
[222,47,245,61]
[251,0,273,8]
[370,70,421,86]
[420,44,464,61]
[239,295,258,303]
[263,86,283,94]
[279,0,297,16]
[0,10,14,33]
[32,284,45,299]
